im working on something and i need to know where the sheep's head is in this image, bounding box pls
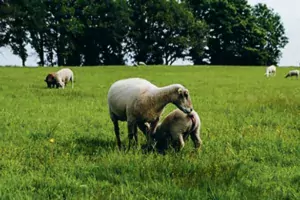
[57,81,65,88]
[172,86,193,115]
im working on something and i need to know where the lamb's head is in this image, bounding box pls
[171,85,193,115]
[44,73,56,88]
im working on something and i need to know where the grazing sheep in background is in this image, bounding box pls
[154,109,202,153]
[107,77,193,150]
[44,73,59,88]
[285,70,299,79]
[265,65,276,77]
[54,68,74,89]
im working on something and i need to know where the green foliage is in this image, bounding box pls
[127,0,208,65]
[0,0,289,66]
[0,66,299,199]
[185,0,288,65]
[251,3,289,65]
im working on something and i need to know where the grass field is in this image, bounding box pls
[0,66,299,199]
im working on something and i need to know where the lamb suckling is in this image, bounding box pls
[153,108,202,153]
[107,77,194,150]
[54,68,74,89]
[265,65,276,77]
[44,73,59,88]
[285,70,299,78]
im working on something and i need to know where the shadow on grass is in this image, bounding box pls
[73,137,117,155]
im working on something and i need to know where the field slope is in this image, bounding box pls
[0,66,299,199]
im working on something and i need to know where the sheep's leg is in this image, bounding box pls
[127,122,138,150]
[147,119,159,149]
[110,112,122,150]
[137,122,150,136]
[149,118,159,135]
[113,120,122,150]
[71,77,74,88]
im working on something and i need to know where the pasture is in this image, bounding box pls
[0,66,299,199]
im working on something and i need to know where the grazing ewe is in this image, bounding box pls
[44,73,59,88]
[265,65,276,77]
[107,78,193,150]
[285,70,299,78]
[54,68,74,89]
[154,109,202,153]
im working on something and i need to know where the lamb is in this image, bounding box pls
[265,65,276,77]
[107,77,194,150]
[44,73,59,88]
[153,109,202,153]
[285,70,299,78]
[54,68,74,89]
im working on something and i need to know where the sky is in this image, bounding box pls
[0,0,299,66]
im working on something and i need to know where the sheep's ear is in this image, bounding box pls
[178,88,183,94]
[184,90,189,96]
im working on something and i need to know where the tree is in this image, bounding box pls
[2,0,29,66]
[251,3,288,65]
[128,0,207,65]
[186,0,254,65]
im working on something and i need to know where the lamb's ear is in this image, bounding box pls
[178,88,183,94]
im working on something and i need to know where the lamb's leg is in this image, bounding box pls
[156,136,169,154]
[171,134,185,152]
[190,127,202,150]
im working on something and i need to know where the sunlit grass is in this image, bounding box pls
[0,66,299,199]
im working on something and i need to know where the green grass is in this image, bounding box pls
[0,66,299,199]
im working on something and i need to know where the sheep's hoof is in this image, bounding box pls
[117,144,126,152]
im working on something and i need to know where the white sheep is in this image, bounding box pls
[154,108,202,153]
[54,68,74,89]
[285,70,299,79]
[107,77,194,150]
[265,65,276,77]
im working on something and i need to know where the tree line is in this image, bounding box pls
[0,0,289,66]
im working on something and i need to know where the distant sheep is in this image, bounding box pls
[54,68,74,89]
[265,65,276,77]
[154,109,202,153]
[285,70,299,78]
[107,78,193,150]
[44,73,59,88]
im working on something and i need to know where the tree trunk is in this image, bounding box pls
[39,32,44,66]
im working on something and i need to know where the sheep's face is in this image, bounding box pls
[57,81,65,88]
[173,88,193,114]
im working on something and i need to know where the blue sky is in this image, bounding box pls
[0,0,299,66]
